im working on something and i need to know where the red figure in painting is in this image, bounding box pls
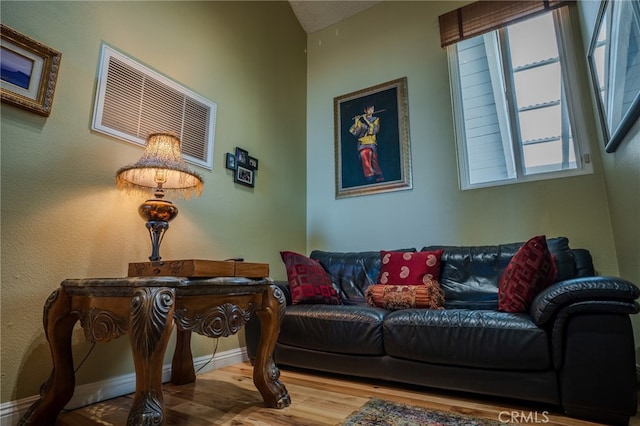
[349,105,384,183]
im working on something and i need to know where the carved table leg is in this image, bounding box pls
[127,287,175,426]
[253,285,291,408]
[171,329,195,385]
[19,288,77,425]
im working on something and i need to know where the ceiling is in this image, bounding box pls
[288,1,383,34]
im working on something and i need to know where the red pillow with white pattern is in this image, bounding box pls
[379,250,444,285]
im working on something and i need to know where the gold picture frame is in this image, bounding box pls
[1,24,61,117]
[334,77,412,199]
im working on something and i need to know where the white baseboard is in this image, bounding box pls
[1,347,247,426]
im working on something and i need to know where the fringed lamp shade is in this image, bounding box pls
[115,132,204,262]
[115,132,203,198]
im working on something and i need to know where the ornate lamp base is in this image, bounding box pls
[138,199,179,262]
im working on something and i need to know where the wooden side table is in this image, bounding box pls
[19,276,291,425]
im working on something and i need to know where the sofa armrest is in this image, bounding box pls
[530,276,640,326]
[272,280,292,305]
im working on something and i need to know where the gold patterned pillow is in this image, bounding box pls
[366,280,445,310]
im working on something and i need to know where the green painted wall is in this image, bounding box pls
[577,0,640,348]
[1,1,307,402]
[306,3,619,277]
[2,0,638,410]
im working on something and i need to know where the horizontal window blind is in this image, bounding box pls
[92,44,216,170]
[439,0,574,47]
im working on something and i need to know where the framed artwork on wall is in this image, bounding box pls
[225,152,237,170]
[234,164,255,187]
[235,147,248,165]
[334,77,412,199]
[588,0,640,153]
[0,24,61,117]
[226,146,258,188]
[248,156,259,170]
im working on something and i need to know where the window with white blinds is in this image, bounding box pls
[447,7,592,189]
[92,44,216,170]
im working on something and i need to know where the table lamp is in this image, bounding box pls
[115,132,203,262]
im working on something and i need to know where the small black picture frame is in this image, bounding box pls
[225,153,236,170]
[235,147,248,165]
[248,156,259,170]
[234,164,255,187]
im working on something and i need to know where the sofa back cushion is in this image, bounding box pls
[310,250,383,304]
[420,244,506,310]
[310,238,594,309]
[310,249,415,304]
[422,237,589,310]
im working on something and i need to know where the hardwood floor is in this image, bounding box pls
[57,362,638,425]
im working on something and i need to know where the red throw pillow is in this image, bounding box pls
[280,251,342,305]
[498,235,557,313]
[366,280,445,310]
[379,250,443,285]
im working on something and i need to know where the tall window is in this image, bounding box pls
[447,7,592,189]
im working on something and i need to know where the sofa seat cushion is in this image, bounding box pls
[278,304,388,355]
[383,309,550,370]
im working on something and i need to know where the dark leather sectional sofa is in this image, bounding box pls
[245,237,639,424]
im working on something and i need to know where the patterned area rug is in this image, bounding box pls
[341,398,508,426]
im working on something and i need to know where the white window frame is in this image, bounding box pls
[448,7,592,190]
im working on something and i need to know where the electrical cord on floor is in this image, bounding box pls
[59,338,218,413]
[196,337,219,374]
[73,342,97,374]
[61,342,97,412]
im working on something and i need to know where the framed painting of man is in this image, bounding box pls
[334,77,412,199]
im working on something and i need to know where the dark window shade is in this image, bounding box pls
[438,0,574,48]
